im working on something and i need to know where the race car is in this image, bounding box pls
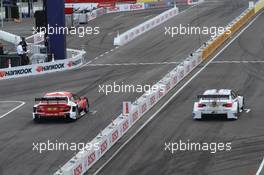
[193,89,244,120]
[33,92,89,122]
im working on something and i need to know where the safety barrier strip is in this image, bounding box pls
[54,2,260,175]
[255,0,264,13]
[202,6,255,60]
[113,6,179,46]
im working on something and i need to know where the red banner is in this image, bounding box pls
[97,2,115,8]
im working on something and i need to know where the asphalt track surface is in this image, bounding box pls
[1,8,170,55]
[98,8,264,175]
[67,7,172,60]
[0,1,251,174]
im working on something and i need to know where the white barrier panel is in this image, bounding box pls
[0,30,21,45]
[114,7,179,46]
[170,68,179,87]
[0,51,85,80]
[129,105,140,125]
[107,3,145,13]
[26,32,45,44]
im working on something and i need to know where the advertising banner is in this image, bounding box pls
[0,57,83,80]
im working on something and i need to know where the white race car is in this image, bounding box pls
[193,89,244,120]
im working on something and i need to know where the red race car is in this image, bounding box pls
[33,92,89,122]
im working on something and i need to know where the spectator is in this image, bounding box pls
[17,42,28,65]
[21,37,28,52]
[21,37,29,65]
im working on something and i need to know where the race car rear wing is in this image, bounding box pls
[35,97,68,103]
[197,95,230,99]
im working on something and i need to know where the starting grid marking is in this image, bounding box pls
[0,101,26,119]
[212,60,264,64]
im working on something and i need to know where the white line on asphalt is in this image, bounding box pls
[143,15,153,19]
[0,101,26,119]
[85,62,180,67]
[212,60,264,64]
[245,109,251,113]
[93,9,263,175]
[81,4,202,69]
[256,158,264,175]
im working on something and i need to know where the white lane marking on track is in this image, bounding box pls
[144,15,153,19]
[85,62,180,67]
[245,109,251,113]
[212,60,264,64]
[0,101,26,119]
[257,158,264,175]
[80,4,201,69]
[93,9,263,175]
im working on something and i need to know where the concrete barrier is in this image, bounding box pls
[114,7,179,46]
[0,30,21,45]
[0,50,85,80]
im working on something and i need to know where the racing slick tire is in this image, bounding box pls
[84,99,89,113]
[233,106,240,120]
[241,99,245,111]
[33,117,40,123]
